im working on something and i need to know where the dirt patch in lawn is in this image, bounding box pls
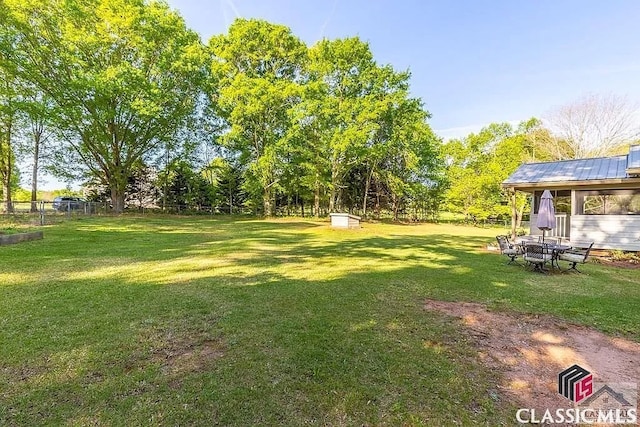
[133,318,225,388]
[153,338,225,377]
[595,258,640,269]
[424,299,640,413]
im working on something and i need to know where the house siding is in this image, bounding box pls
[570,215,640,251]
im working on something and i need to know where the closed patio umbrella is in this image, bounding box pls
[536,190,556,243]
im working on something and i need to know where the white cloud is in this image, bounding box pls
[435,119,521,141]
[435,124,485,140]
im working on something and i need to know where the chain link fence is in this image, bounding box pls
[2,200,521,226]
[0,200,111,225]
[2,200,110,215]
[0,200,250,223]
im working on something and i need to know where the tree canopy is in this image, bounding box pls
[209,19,306,216]
[443,121,541,222]
[544,93,640,159]
[2,0,206,212]
[8,7,636,222]
[204,20,443,218]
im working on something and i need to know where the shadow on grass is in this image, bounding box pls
[0,265,515,425]
[1,216,639,425]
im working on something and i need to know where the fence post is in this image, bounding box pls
[40,201,45,226]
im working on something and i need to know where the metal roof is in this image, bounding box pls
[503,155,629,186]
[628,145,640,170]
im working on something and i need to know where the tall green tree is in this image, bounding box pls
[444,121,537,222]
[291,39,442,218]
[2,0,206,212]
[0,69,17,212]
[158,160,214,211]
[205,157,245,214]
[125,161,159,210]
[209,19,306,216]
[286,79,331,216]
[363,68,441,220]
[14,87,56,212]
[303,37,382,213]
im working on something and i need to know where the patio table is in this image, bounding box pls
[543,244,572,269]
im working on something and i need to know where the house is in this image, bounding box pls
[503,145,640,251]
[579,384,634,410]
[578,384,635,424]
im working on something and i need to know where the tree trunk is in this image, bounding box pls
[1,176,11,214]
[263,188,273,217]
[163,146,170,212]
[516,200,526,230]
[0,115,13,213]
[314,176,320,218]
[375,182,381,219]
[107,167,127,214]
[510,189,517,239]
[110,185,126,214]
[392,194,399,221]
[329,186,336,213]
[30,127,42,213]
[362,166,374,219]
[329,164,339,212]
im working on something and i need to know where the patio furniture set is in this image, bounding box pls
[496,235,594,273]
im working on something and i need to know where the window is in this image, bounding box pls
[533,190,571,214]
[576,189,640,215]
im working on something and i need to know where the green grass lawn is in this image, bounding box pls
[0,215,39,235]
[1,216,638,426]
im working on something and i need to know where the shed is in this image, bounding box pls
[329,213,361,229]
[503,145,640,251]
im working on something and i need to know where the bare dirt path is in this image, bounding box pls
[424,299,639,413]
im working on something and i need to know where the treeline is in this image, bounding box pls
[443,119,550,225]
[443,104,638,224]
[2,1,637,220]
[0,0,443,219]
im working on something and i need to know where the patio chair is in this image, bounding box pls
[537,235,560,245]
[523,243,553,273]
[496,235,521,265]
[558,242,594,273]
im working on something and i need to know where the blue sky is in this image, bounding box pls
[166,0,640,139]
